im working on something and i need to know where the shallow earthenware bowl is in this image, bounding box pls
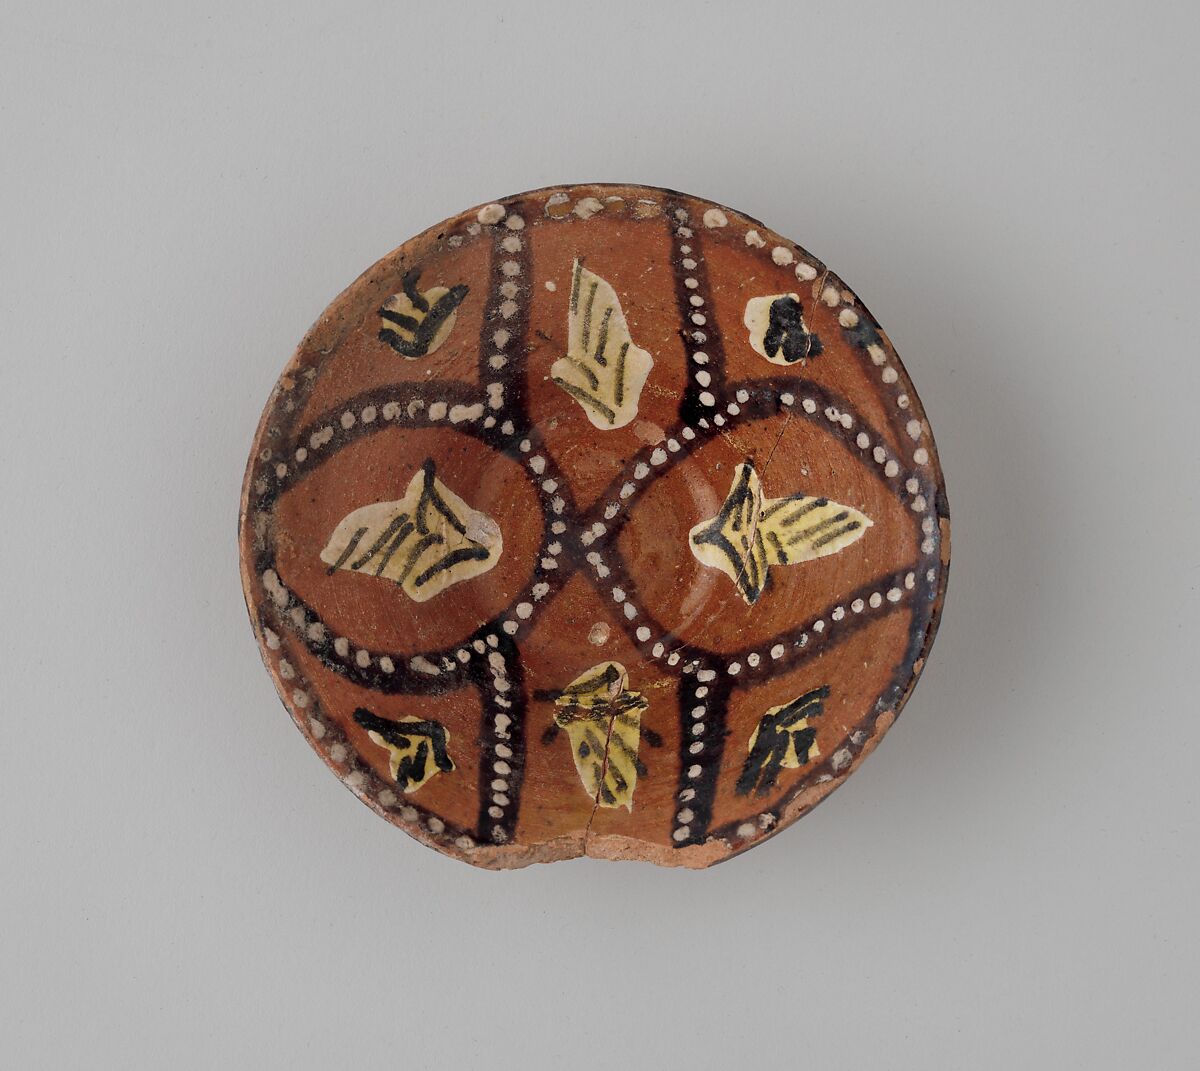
[239,183,949,868]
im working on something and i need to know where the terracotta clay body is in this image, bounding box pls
[239,184,950,868]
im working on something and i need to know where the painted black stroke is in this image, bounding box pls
[351,514,412,572]
[401,266,429,312]
[551,376,616,424]
[325,525,368,573]
[330,458,495,591]
[735,686,830,797]
[353,708,454,791]
[413,546,490,588]
[541,702,659,781]
[416,458,467,532]
[553,260,629,425]
[378,269,469,358]
[689,461,770,603]
[558,662,621,699]
[763,296,823,363]
[541,721,661,748]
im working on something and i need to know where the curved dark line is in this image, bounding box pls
[268,624,473,843]
[252,480,576,697]
[593,305,613,365]
[349,514,410,571]
[728,565,918,671]
[326,526,367,573]
[372,522,415,576]
[256,570,472,693]
[260,327,922,701]
[379,309,420,331]
[706,561,945,845]
[251,229,584,697]
[413,546,491,589]
[834,301,917,447]
[401,267,430,313]
[673,570,920,846]
[579,376,922,546]
[552,377,616,424]
[415,288,469,344]
[250,382,482,512]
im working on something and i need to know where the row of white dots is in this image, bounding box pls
[263,568,474,680]
[661,629,718,843]
[377,791,473,850]
[254,399,515,494]
[731,712,892,842]
[776,392,929,515]
[628,572,924,694]
[674,217,716,405]
[484,222,527,415]
[738,227,934,483]
[520,447,568,603]
[484,647,514,843]
[262,621,472,849]
[673,691,713,840]
[741,227,819,282]
[725,573,919,676]
[863,342,930,470]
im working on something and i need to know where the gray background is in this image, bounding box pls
[3,1,1197,1067]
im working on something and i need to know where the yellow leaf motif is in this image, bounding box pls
[551,260,654,430]
[320,459,502,603]
[689,462,872,604]
[737,687,829,797]
[354,708,455,794]
[378,268,468,359]
[553,661,648,810]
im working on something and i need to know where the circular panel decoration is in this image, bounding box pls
[239,184,950,868]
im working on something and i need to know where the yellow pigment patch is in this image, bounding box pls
[321,459,502,603]
[553,661,648,810]
[551,260,654,430]
[689,462,871,604]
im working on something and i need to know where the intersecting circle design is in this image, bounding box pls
[239,183,950,868]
